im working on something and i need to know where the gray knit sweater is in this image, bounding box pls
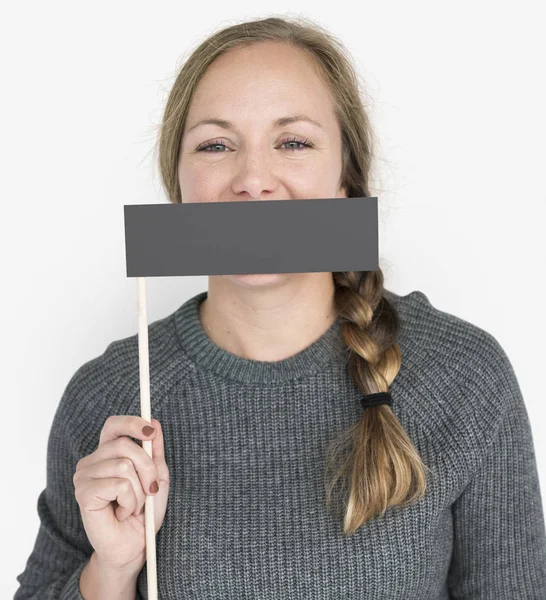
[14,288,546,599]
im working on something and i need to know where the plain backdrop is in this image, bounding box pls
[2,1,545,597]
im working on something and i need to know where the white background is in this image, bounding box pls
[2,1,545,597]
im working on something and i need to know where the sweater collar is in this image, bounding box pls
[173,290,348,383]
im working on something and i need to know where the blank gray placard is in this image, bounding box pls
[123,197,378,277]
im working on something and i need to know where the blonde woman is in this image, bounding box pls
[15,15,546,599]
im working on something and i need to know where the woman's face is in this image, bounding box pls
[177,41,346,287]
[178,41,347,204]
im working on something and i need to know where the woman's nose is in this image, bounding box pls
[230,151,278,199]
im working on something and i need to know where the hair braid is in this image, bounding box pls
[325,270,429,534]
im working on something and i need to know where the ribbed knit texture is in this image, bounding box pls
[14,288,546,599]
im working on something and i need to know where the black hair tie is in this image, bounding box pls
[360,391,393,410]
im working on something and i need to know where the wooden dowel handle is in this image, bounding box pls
[136,276,157,599]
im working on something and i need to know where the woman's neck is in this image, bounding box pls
[198,273,338,362]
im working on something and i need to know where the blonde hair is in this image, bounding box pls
[155,15,429,535]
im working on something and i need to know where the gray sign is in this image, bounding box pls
[124,197,378,277]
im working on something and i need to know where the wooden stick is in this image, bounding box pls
[136,276,158,599]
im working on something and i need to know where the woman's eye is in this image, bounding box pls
[196,141,229,152]
[280,137,314,150]
[195,137,314,152]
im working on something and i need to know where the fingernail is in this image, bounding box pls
[149,480,159,494]
[142,425,155,436]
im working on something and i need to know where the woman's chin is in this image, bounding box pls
[228,273,287,287]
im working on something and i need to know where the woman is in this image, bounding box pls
[15,15,546,599]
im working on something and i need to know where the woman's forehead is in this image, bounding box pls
[188,45,334,124]
[197,43,324,91]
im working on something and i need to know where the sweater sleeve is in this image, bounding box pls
[13,360,144,599]
[446,337,546,598]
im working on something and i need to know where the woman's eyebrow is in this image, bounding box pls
[186,115,324,133]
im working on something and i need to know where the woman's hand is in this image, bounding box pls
[73,416,170,572]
